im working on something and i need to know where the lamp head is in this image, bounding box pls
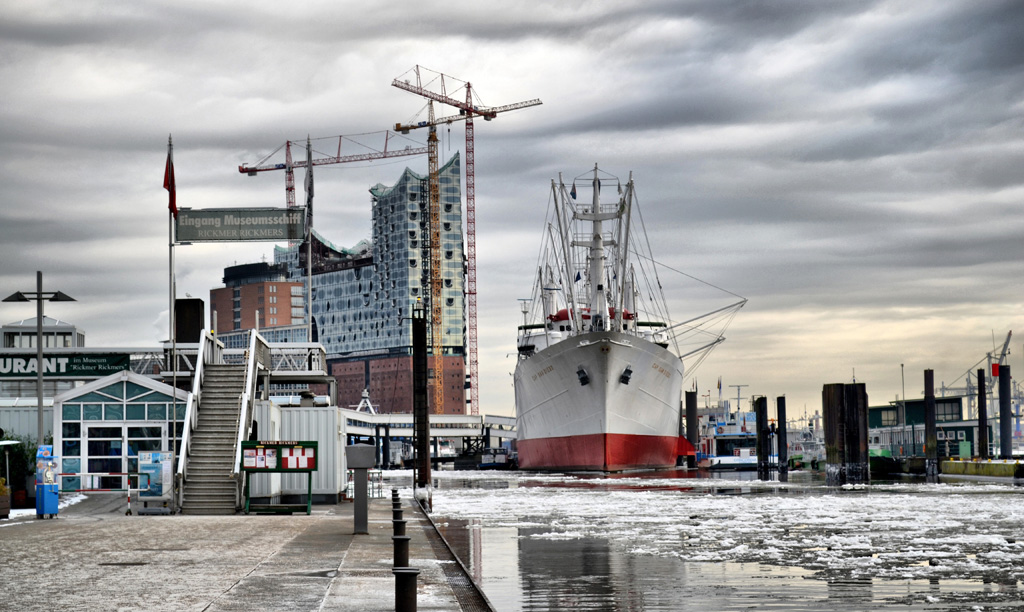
[49,291,75,302]
[2,291,30,303]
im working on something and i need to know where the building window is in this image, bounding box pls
[936,401,960,422]
[880,408,897,426]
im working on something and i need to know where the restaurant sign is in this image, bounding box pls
[0,354,131,378]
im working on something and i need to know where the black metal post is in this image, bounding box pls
[977,368,988,459]
[394,567,420,612]
[924,370,938,483]
[393,535,411,567]
[999,365,1012,459]
[685,391,698,469]
[755,396,770,480]
[412,306,431,508]
[777,396,788,482]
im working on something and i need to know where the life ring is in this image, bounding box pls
[716,426,724,434]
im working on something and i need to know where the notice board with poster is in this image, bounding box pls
[239,441,318,515]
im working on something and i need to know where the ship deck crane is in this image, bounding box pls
[392,65,541,415]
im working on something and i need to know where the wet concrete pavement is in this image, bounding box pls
[0,493,492,611]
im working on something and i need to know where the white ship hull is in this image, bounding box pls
[515,330,684,471]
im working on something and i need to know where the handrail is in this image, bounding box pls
[174,330,224,511]
[231,330,269,490]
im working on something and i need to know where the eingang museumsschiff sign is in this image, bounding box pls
[175,207,306,242]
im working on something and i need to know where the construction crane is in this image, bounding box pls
[238,130,427,207]
[393,65,542,415]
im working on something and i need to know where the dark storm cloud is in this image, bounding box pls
[1,0,1021,413]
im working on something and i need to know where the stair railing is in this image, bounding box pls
[231,329,270,507]
[174,329,225,512]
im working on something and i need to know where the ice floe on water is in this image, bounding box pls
[410,471,1024,585]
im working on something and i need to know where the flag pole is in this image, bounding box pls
[165,134,178,466]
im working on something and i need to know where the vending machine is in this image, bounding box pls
[35,445,59,519]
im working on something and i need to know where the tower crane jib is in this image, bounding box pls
[392,65,541,416]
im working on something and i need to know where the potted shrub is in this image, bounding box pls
[0,477,10,519]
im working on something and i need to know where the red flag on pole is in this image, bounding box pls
[164,140,177,218]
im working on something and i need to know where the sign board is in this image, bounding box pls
[240,441,318,515]
[138,451,173,499]
[0,353,130,378]
[240,440,317,472]
[175,208,306,243]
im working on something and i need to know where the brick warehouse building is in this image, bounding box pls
[213,153,467,414]
[210,262,304,332]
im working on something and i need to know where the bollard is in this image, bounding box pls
[393,534,411,567]
[394,567,420,612]
[393,498,402,510]
[393,518,407,536]
[393,507,404,522]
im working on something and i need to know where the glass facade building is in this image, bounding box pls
[275,153,466,359]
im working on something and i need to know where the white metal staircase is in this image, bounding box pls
[179,363,246,515]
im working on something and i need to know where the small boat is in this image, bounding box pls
[479,447,517,470]
[787,420,825,470]
[697,412,762,470]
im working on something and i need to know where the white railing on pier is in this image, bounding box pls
[174,330,224,511]
[221,342,325,376]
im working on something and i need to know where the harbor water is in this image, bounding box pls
[390,469,1024,611]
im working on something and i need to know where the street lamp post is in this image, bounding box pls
[3,271,75,444]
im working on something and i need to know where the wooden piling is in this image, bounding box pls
[823,382,869,486]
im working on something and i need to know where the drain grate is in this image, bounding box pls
[421,507,495,612]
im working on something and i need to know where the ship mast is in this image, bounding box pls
[615,173,634,333]
[587,164,607,332]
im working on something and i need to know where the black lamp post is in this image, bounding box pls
[3,271,75,444]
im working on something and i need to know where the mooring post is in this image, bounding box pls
[393,534,411,567]
[824,382,870,485]
[977,369,989,459]
[393,567,420,612]
[777,396,788,482]
[755,396,770,480]
[823,383,846,486]
[999,365,1012,459]
[685,391,698,469]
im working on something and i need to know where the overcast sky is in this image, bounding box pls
[1,1,1022,419]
